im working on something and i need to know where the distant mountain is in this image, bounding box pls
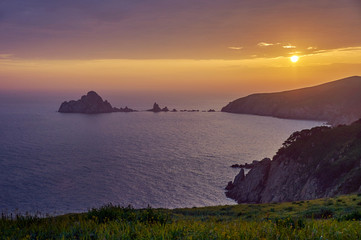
[222,76,361,125]
[58,91,135,113]
[226,119,361,203]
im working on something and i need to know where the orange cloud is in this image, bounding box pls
[283,45,296,49]
[257,42,276,47]
[228,46,243,50]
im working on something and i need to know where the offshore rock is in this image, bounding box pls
[148,102,162,112]
[147,103,170,112]
[58,91,135,113]
[113,106,136,112]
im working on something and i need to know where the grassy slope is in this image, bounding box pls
[2,194,361,239]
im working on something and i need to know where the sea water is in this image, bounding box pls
[0,102,322,214]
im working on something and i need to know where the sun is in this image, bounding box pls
[290,55,299,63]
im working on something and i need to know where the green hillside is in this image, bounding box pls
[2,194,361,239]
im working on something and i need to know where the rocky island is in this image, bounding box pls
[58,91,135,113]
[222,76,361,126]
[147,102,170,112]
[226,119,361,203]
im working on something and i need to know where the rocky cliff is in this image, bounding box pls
[58,91,135,113]
[222,76,361,125]
[226,120,361,203]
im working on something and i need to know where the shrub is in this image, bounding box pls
[273,217,305,229]
[303,207,335,219]
[339,211,361,221]
[138,206,169,224]
[284,207,294,211]
[87,204,169,224]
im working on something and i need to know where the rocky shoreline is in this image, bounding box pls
[226,121,361,203]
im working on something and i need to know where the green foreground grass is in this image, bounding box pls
[2,194,361,239]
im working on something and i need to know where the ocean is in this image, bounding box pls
[0,102,323,215]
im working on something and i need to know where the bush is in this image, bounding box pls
[303,207,335,219]
[87,204,127,223]
[87,204,169,224]
[339,211,361,221]
[284,207,294,211]
[273,217,305,229]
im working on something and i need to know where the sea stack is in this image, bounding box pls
[148,102,170,112]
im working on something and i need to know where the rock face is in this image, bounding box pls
[221,76,361,126]
[226,120,361,203]
[58,91,135,113]
[231,160,260,169]
[226,158,271,203]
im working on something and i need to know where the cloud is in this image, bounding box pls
[0,54,13,59]
[0,0,360,60]
[257,42,275,47]
[288,51,302,55]
[310,46,361,55]
[282,45,296,49]
[307,46,317,50]
[228,46,243,50]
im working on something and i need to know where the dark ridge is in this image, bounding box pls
[222,76,361,125]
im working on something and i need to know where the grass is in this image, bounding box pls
[1,194,361,239]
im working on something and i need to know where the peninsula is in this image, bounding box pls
[222,76,361,126]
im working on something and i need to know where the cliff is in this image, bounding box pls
[221,76,361,125]
[226,119,361,203]
[58,91,135,113]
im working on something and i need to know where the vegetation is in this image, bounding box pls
[275,120,361,193]
[2,194,361,239]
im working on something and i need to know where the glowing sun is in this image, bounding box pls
[290,55,299,63]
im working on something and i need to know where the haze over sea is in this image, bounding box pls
[0,95,323,215]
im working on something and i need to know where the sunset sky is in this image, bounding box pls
[1,0,360,103]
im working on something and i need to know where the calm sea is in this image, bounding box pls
[0,102,322,215]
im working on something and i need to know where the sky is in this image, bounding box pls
[1,0,361,103]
